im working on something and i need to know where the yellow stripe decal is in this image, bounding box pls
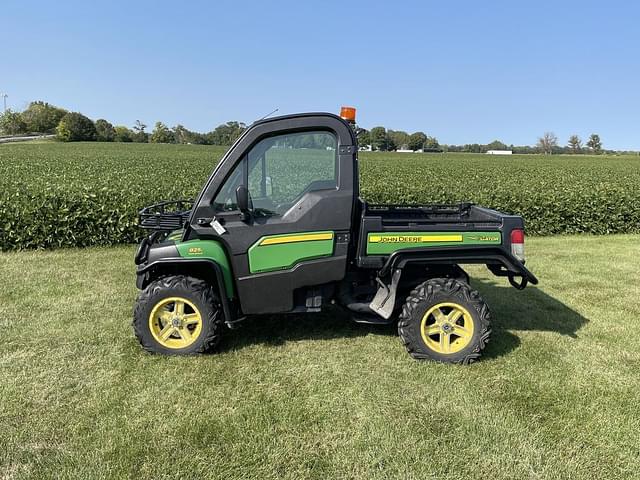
[259,232,334,246]
[368,234,463,243]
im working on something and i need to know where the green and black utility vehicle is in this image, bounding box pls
[133,107,538,364]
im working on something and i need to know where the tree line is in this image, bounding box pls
[358,127,441,152]
[534,132,604,155]
[359,128,609,155]
[0,101,247,146]
[0,100,618,154]
[444,133,606,155]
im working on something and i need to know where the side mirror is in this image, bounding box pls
[236,185,250,216]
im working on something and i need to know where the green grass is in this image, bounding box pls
[1,235,639,479]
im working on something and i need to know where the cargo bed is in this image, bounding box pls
[355,201,536,286]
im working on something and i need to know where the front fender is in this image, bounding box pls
[136,238,235,298]
[136,257,234,325]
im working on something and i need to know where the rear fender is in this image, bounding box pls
[376,246,539,286]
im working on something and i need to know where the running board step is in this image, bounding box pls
[351,313,395,325]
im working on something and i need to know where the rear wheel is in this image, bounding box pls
[398,278,491,364]
[133,275,223,355]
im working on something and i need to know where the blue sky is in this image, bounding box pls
[3,0,639,149]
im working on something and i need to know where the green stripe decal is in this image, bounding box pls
[366,231,501,255]
[248,231,335,273]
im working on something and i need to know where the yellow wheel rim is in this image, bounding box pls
[148,297,203,349]
[420,302,475,354]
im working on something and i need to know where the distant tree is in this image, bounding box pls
[424,136,440,150]
[132,119,146,133]
[445,144,462,152]
[385,133,397,151]
[56,112,96,142]
[173,124,189,144]
[131,120,149,143]
[95,119,116,142]
[150,122,175,144]
[357,128,370,148]
[408,132,427,151]
[189,132,209,144]
[486,139,508,151]
[0,109,27,135]
[20,101,67,133]
[387,130,410,150]
[206,121,246,145]
[537,132,558,155]
[369,126,387,151]
[514,145,538,154]
[113,126,133,142]
[462,143,482,153]
[568,135,582,154]
[132,132,148,143]
[170,124,208,144]
[586,133,602,154]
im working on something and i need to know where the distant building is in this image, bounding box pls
[486,150,513,155]
[396,149,414,153]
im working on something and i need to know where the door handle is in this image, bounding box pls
[196,217,226,225]
[196,216,228,235]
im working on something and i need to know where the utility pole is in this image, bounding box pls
[1,93,7,113]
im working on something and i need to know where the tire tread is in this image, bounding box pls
[133,275,222,355]
[398,278,491,364]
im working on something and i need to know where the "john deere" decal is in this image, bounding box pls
[367,232,501,255]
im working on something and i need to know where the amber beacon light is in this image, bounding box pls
[339,106,357,123]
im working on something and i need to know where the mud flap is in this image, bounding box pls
[369,269,402,320]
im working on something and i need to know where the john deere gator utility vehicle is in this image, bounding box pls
[133,107,538,364]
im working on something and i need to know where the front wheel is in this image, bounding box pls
[398,278,491,364]
[133,275,223,355]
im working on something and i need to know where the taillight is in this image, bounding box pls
[510,229,525,262]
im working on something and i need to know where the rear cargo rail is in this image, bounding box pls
[364,202,503,225]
